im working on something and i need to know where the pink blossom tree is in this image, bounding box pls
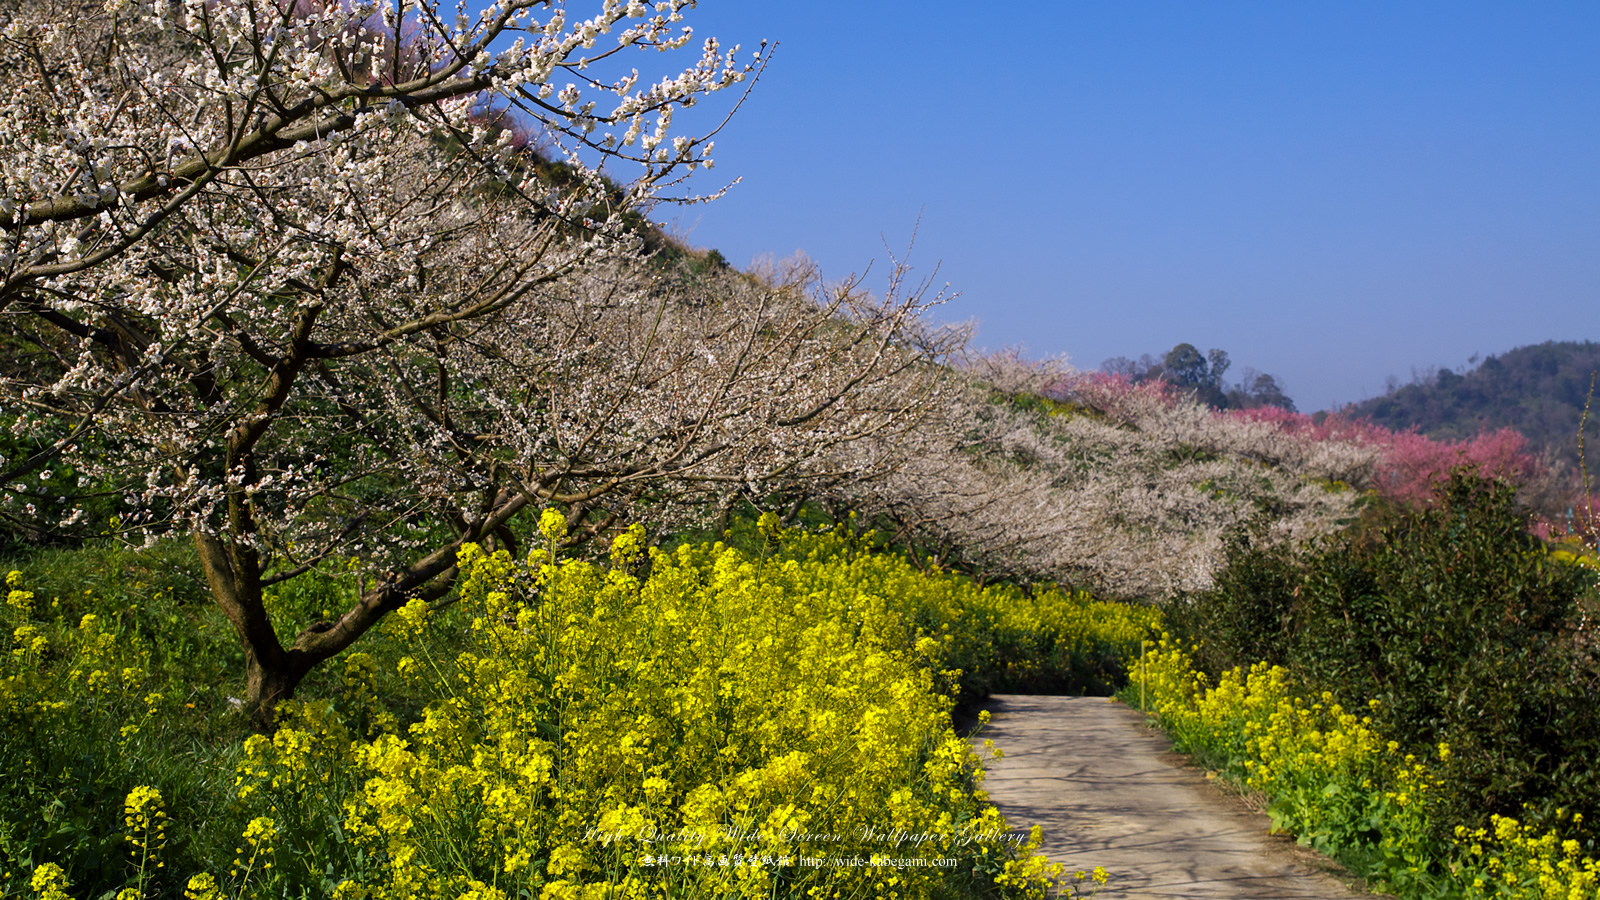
[1228,408,1545,508]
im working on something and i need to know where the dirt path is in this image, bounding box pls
[975,695,1387,900]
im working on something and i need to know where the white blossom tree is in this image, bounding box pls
[0,0,954,725]
[845,353,1377,597]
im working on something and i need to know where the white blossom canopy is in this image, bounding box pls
[0,0,955,721]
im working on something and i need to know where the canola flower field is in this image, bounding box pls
[1,513,1152,900]
[1128,637,1600,900]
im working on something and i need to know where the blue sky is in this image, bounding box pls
[656,2,1599,413]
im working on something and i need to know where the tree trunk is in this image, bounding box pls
[193,494,524,732]
[244,649,306,732]
[193,531,296,732]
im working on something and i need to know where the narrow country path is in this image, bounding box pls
[976,695,1388,900]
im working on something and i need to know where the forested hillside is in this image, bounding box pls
[1345,340,1600,467]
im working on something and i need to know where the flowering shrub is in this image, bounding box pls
[1129,637,1600,899]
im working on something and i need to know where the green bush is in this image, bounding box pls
[1168,468,1600,844]
[1159,519,1299,675]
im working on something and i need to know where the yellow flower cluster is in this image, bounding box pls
[123,786,167,854]
[29,863,71,900]
[1548,539,1599,572]
[1129,637,1600,898]
[180,872,222,900]
[122,786,168,899]
[1129,640,1399,856]
[7,570,36,617]
[1455,811,1600,900]
[231,519,1143,898]
[233,816,279,885]
[24,808,289,900]
[6,520,1147,899]
[2,573,145,722]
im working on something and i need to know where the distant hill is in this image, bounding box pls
[1344,340,1600,467]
